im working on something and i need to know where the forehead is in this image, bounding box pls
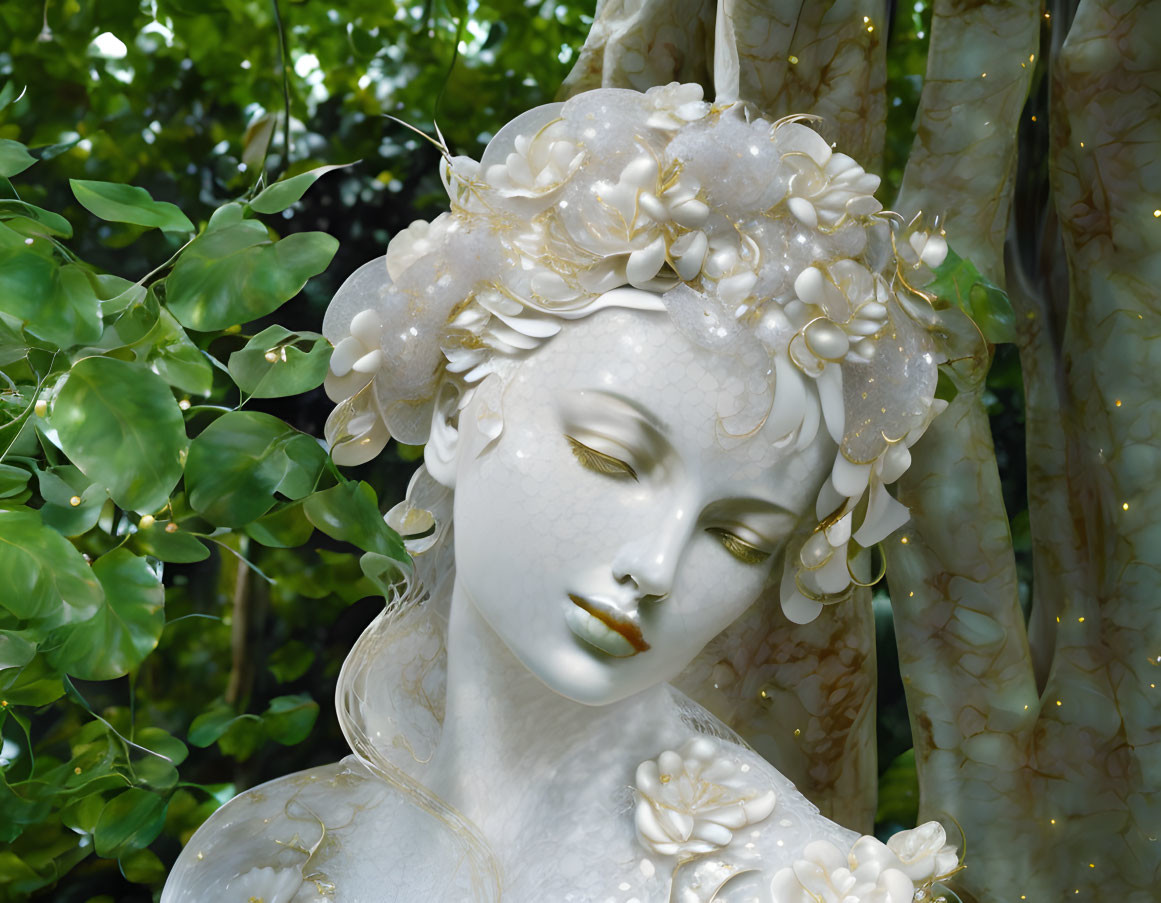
[498,306,833,500]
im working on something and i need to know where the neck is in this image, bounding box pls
[424,579,669,844]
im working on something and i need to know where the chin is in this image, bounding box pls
[526,647,675,707]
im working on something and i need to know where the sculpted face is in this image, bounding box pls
[446,300,836,705]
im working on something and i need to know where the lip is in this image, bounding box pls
[565,594,649,658]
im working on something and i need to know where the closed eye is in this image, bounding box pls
[706,527,772,565]
[566,436,638,481]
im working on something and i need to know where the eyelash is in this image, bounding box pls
[566,436,638,481]
[705,528,772,566]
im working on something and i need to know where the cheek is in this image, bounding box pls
[454,427,608,589]
[656,546,772,650]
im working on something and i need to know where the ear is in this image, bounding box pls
[424,407,459,488]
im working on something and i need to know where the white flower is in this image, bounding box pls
[785,261,887,374]
[224,865,302,903]
[385,213,453,281]
[562,149,711,293]
[906,231,949,269]
[634,737,776,859]
[484,120,585,200]
[643,81,711,130]
[886,821,960,884]
[329,307,384,382]
[776,122,882,230]
[769,837,914,903]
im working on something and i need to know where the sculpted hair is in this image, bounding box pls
[322,83,958,624]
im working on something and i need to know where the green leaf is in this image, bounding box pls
[262,693,319,745]
[206,201,245,231]
[0,81,21,112]
[241,113,276,173]
[875,748,919,830]
[166,222,338,331]
[0,227,102,347]
[135,726,189,768]
[120,848,166,884]
[45,549,165,681]
[927,248,1017,344]
[0,852,40,887]
[267,641,315,683]
[93,789,168,858]
[304,481,407,561]
[36,464,108,537]
[244,501,314,548]
[0,463,30,499]
[227,325,331,397]
[187,705,241,748]
[49,356,188,514]
[0,200,73,238]
[216,715,265,760]
[0,508,102,623]
[249,163,353,214]
[69,180,194,233]
[131,522,209,563]
[0,140,36,178]
[60,793,105,835]
[138,310,213,396]
[134,754,179,790]
[111,285,161,346]
[185,411,327,527]
[0,630,36,670]
[0,655,63,705]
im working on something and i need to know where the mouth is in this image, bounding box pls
[565,594,650,658]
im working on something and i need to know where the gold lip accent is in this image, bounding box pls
[568,594,650,653]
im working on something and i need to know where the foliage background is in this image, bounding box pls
[0,1,1028,900]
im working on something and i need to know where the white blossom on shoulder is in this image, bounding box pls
[634,737,776,859]
[224,865,302,903]
[769,837,914,903]
[886,821,960,884]
[643,81,711,130]
[484,121,585,201]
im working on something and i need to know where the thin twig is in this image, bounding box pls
[225,546,252,707]
[271,0,293,173]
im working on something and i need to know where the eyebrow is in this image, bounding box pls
[707,495,798,520]
[576,389,670,434]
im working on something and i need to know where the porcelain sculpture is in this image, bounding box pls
[163,83,964,903]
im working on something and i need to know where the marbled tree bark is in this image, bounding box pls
[562,0,889,835]
[886,0,1161,900]
[883,1,1041,901]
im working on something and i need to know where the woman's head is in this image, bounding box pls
[322,83,951,634]
[441,301,837,703]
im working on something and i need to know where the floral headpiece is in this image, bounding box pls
[322,83,951,624]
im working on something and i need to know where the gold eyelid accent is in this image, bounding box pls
[706,527,772,566]
[565,436,638,481]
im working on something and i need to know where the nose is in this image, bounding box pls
[611,503,694,599]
